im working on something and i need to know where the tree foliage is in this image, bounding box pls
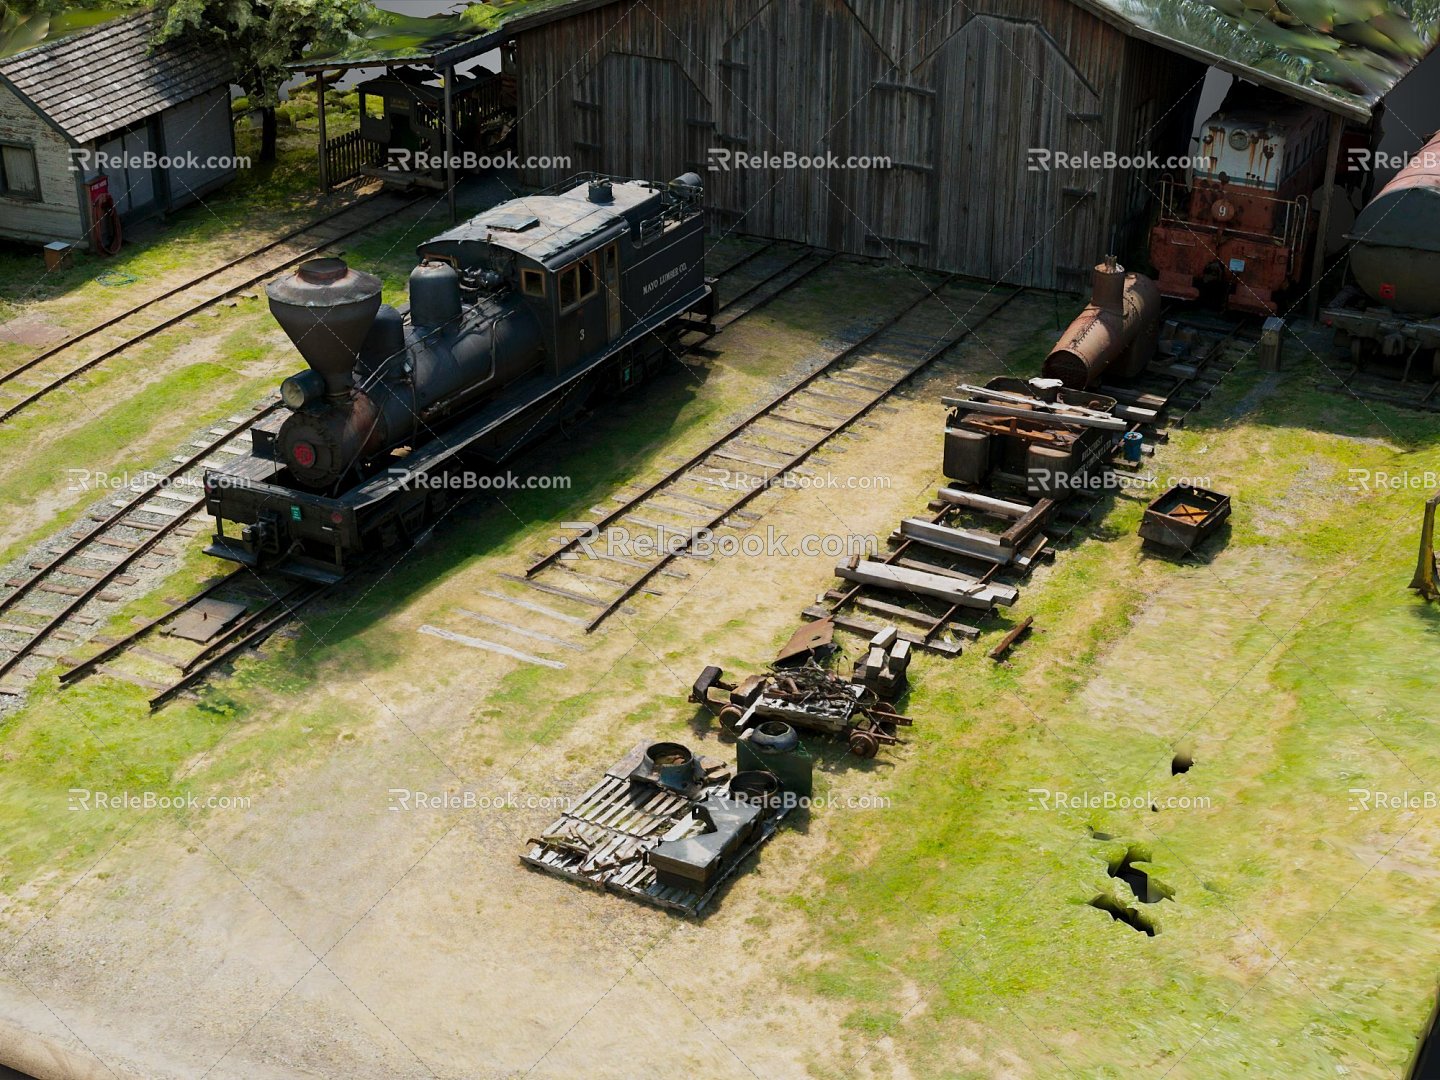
[153,0,375,109]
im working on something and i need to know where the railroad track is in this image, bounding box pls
[57,568,330,711]
[0,401,281,690]
[524,276,1027,633]
[0,189,428,424]
[0,236,828,703]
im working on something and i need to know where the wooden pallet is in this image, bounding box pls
[519,742,789,916]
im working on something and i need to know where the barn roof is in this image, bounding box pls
[0,10,234,145]
[1069,0,1440,121]
[301,0,1439,123]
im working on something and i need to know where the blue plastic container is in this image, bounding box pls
[1122,430,1144,464]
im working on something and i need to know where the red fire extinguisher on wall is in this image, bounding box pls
[85,175,122,255]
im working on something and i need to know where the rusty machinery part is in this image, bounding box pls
[1042,258,1161,390]
[718,705,745,730]
[848,730,881,758]
[749,720,800,753]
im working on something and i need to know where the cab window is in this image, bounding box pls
[559,254,600,311]
[521,268,545,297]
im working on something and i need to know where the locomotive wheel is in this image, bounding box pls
[718,705,744,731]
[848,731,880,758]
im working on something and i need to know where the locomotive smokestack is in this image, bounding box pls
[267,258,383,401]
[1091,256,1125,315]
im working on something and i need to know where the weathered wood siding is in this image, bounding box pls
[515,0,1204,290]
[160,86,239,209]
[0,82,83,243]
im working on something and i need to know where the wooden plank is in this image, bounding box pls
[935,487,1031,518]
[801,606,963,655]
[989,616,1035,661]
[821,590,982,640]
[497,572,610,609]
[478,589,586,626]
[942,398,1128,430]
[834,559,1016,608]
[899,518,1014,564]
[455,610,584,651]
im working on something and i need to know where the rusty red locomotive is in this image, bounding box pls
[1150,92,1329,315]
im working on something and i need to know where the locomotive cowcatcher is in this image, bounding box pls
[203,174,715,582]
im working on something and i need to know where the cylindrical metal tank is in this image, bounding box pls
[1351,130,1440,317]
[1043,260,1161,389]
[409,261,462,327]
[276,293,544,487]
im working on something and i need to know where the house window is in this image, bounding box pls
[0,145,40,201]
[521,268,545,297]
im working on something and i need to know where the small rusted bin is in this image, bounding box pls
[1138,484,1232,553]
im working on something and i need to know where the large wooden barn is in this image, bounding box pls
[509,0,1210,290]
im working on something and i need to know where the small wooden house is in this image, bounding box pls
[0,11,236,246]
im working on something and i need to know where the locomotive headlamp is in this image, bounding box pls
[281,369,325,410]
[1229,129,1250,151]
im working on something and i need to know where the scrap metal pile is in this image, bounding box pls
[521,739,798,916]
[804,258,1237,656]
[691,633,912,759]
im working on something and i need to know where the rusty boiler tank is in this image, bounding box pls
[1042,258,1161,390]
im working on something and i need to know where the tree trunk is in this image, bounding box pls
[261,106,277,162]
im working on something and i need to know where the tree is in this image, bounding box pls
[153,0,374,162]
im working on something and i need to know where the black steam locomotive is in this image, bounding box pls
[204,174,715,581]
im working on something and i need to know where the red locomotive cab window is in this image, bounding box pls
[292,442,317,468]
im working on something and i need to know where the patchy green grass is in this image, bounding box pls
[776,362,1440,1077]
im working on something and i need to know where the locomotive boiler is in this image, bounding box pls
[1150,91,1329,315]
[1323,129,1440,378]
[1042,257,1161,390]
[204,174,715,581]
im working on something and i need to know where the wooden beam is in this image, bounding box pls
[1307,111,1345,320]
[316,68,329,191]
[989,616,1034,662]
[935,487,1031,519]
[898,518,1015,564]
[835,559,1017,607]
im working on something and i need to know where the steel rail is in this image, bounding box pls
[0,194,427,423]
[577,283,1026,631]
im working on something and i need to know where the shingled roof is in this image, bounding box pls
[0,11,234,145]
